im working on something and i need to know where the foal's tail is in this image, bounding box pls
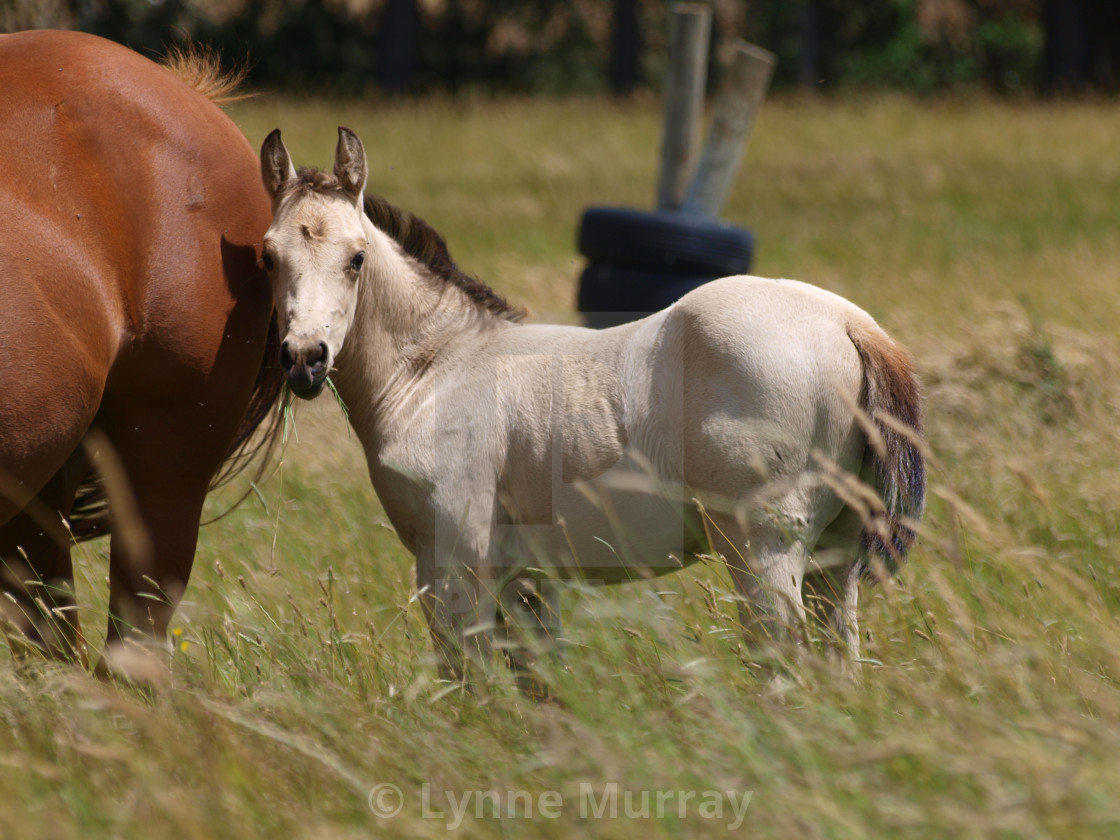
[846,322,926,576]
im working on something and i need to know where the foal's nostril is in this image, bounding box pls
[301,341,327,368]
[279,340,294,371]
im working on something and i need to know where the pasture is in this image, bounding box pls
[4,93,1120,838]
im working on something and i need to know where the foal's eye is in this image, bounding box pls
[350,251,365,272]
[261,253,275,272]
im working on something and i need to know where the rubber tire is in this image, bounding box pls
[577,206,754,276]
[577,263,717,328]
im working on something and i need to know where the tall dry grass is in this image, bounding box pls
[3,94,1120,838]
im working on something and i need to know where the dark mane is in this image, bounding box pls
[286,167,524,321]
[365,193,525,321]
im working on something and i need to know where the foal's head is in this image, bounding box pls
[260,126,368,399]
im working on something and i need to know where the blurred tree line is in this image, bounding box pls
[1,0,1115,96]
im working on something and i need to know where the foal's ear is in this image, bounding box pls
[261,129,297,202]
[333,126,367,202]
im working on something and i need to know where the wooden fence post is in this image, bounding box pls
[681,42,775,219]
[655,3,712,212]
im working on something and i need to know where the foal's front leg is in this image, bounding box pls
[414,522,506,684]
[415,550,476,683]
[415,546,563,693]
[497,575,562,697]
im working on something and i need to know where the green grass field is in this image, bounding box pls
[5,93,1120,839]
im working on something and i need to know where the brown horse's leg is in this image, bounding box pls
[94,412,217,657]
[0,449,90,663]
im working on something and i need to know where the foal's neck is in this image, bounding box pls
[331,215,492,449]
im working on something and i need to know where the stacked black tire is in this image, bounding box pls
[576,207,755,329]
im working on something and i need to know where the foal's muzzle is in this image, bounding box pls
[279,339,330,399]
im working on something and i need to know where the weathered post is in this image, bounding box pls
[655,3,711,211]
[578,17,772,328]
[681,42,775,218]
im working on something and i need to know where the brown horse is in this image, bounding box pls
[0,31,283,666]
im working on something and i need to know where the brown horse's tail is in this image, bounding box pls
[846,322,926,576]
[206,312,287,495]
[68,315,286,542]
[160,43,253,105]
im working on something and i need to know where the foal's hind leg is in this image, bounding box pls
[704,510,809,659]
[0,450,90,662]
[804,557,862,678]
[805,506,867,678]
